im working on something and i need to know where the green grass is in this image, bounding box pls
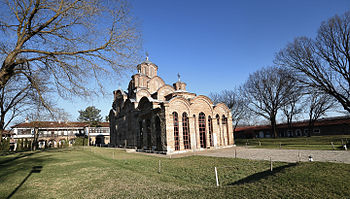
[235,135,350,150]
[0,147,349,198]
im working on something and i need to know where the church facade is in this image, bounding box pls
[109,58,234,154]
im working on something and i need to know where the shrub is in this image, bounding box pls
[0,138,10,151]
[16,139,22,151]
[73,137,88,146]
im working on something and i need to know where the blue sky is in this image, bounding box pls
[57,0,350,121]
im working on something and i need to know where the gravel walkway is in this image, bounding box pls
[198,147,350,164]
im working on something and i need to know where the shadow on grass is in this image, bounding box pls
[6,166,43,199]
[0,151,41,165]
[228,163,297,186]
[0,148,76,165]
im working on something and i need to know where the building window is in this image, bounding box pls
[199,112,207,148]
[216,114,221,146]
[182,112,191,149]
[222,115,229,145]
[208,116,214,147]
[173,112,180,151]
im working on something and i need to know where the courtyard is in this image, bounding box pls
[1,147,349,198]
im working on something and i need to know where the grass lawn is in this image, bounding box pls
[235,135,350,150]
[0,147,349,198]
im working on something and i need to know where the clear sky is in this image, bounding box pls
[56,0,350,122]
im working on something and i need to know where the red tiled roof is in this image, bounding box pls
[235,116,350,132]
[11,121,109,129]
[1,130,12,135]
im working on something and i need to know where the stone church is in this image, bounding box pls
[109,58,234,154]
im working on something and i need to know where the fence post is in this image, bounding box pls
[234,149,237,158]
[331,142,335,150]
[297,152,299,162]
[215,167,219,187]
[270,157,273,171]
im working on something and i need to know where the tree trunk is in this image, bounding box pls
[33,127,39,150]
[0,53,18,89]
[270,116,278,138]
[308,121,314,137]
[0,116,5,144]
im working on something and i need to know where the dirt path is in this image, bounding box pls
[198,147,350,164]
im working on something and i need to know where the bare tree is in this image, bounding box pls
[281,84,304,134]
[275,11,350,113]
[0,69,53,139]
[0,0,141,134]
[242,66,299,138]
[209,89,248,133]
[304,89,336,136]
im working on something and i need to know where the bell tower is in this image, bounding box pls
[137,56,158,78]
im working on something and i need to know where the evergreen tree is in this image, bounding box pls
[78,106,103,126]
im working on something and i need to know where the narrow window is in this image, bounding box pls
[208,116,214,147]
[216,115,221,146]
[198,112,207,148]
[182,112,191,149]
[173,112,180,151]
[222,115,229,145]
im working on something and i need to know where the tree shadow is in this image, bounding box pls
[6,166,43,199]
[228,163,297,186]
[0,151,40,165]
[0,153,52,181]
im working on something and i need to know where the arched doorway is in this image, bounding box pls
[96,135,105,145]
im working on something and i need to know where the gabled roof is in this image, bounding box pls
[11,121,109,129]
[235,116,350,132]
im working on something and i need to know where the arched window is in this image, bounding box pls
[216,114,221,146]
[173,112,180,151]
[222,115,229,145]
[208,116,214,147]
[182,112,191,149]
[198,112,207,148]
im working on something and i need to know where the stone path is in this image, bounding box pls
[198,147,350,164]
